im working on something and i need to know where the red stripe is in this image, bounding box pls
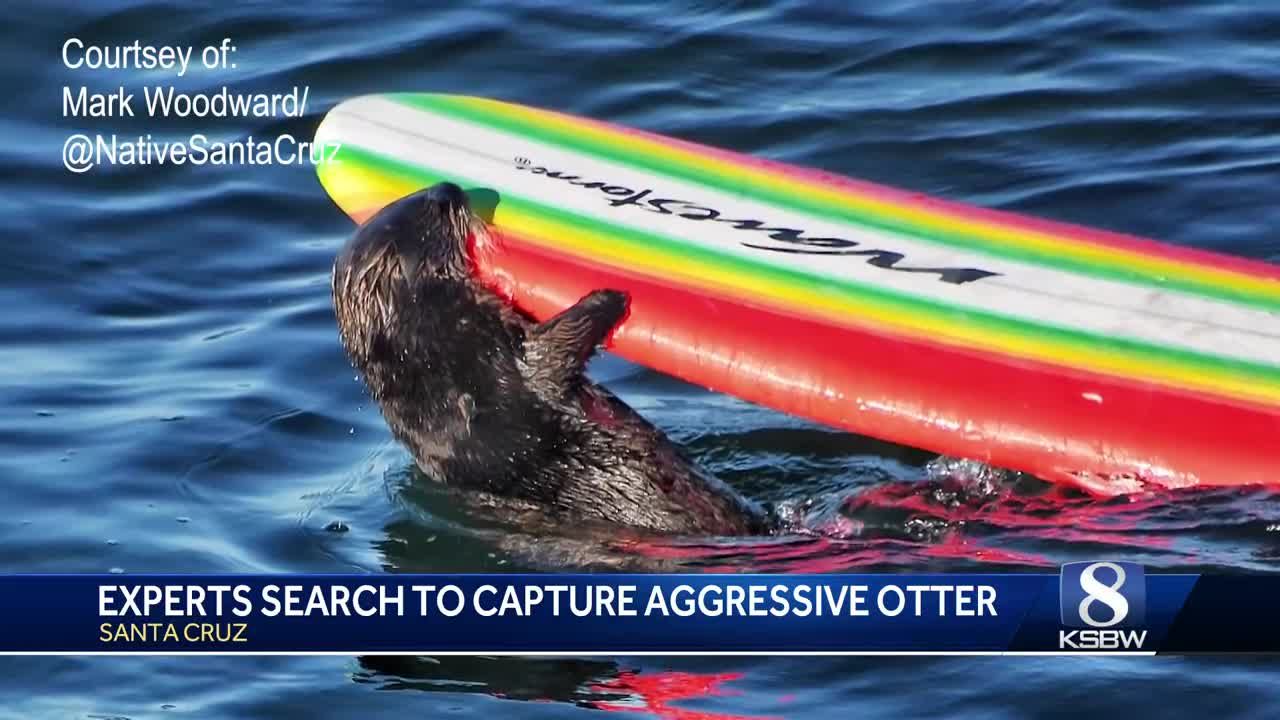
[474,225,1280,493]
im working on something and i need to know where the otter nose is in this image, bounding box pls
[425,181,466,207]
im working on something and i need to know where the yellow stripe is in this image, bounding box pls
[462,95,1280,304]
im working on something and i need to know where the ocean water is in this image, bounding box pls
[4,0,1280,717]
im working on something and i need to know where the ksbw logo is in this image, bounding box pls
[1059,561,1148,650]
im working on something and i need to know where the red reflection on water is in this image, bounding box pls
[920,533,1049,565]
[845,481,1176,550]
[605,477,1234,571]
[591,670,776,720]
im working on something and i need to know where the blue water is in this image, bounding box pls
[4,1,1280,717]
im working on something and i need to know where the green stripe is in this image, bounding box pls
[327,143,1280,393]
[397,93,1280,314]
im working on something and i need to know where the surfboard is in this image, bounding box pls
[313,93,1280,494]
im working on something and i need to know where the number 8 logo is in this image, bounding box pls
[1078,561,1130,628]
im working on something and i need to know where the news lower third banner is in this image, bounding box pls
[0,565,1274,654]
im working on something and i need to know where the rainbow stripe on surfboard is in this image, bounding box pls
[315,93,1280,493]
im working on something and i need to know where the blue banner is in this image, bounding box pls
[0,568,1261,654]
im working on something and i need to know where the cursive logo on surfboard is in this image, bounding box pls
[513,156,999,285]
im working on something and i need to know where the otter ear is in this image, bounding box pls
[524,289,630,392]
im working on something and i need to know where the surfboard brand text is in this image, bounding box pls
[512,157,999,285]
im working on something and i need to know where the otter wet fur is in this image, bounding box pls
[332,182,774,536]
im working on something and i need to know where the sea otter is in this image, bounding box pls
[331,182,773,536]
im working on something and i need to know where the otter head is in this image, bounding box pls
[331,182,490,363]
[345,181,474,283]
